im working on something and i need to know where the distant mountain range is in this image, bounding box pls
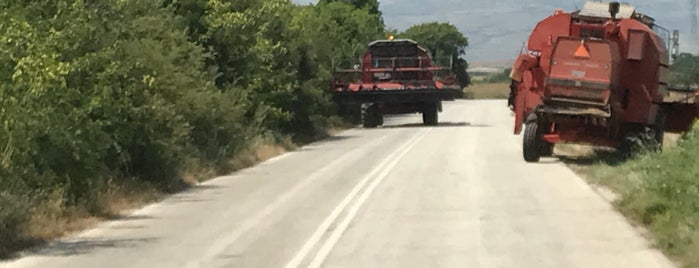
[293,0,699,63]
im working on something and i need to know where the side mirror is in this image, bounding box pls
[672,30,680,61]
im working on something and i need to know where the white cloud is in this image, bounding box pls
[290,0,699,60]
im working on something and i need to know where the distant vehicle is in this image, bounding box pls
[331,37,463,128]
[509,1,699,162]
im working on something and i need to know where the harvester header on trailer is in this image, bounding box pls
[331,38,463,128]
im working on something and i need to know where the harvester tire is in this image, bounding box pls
[541,142,555,157]
[618,128,661,158]
[652,109,666,151]
[361,103,382,128]
[523,121,542,162]
[423,102,438,126]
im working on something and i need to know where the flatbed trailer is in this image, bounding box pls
[331,39,463,128]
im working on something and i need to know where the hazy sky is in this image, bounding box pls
[293,0,699,63]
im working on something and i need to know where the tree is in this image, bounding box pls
[400,22,471,87]
[317,0,380,15]
[670,53,699,88]
[401,23,468,60]
[287,1,385,137]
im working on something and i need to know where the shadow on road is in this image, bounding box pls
[319,135,355,142]
[296,135,356,150]
[28,237,159,257]
[112,214,156,222]
[381,122,490,129]
[556,149,626,167]
[160,184,224,205]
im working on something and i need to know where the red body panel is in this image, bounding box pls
[546,38,620,106]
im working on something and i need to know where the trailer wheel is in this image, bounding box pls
[361,103,381,128]
[523,120,542,162]
[422,102,438,126]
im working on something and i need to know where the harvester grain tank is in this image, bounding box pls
[509,1,699,162]
[331,38,463,128]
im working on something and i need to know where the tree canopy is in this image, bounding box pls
[400,22,471,87]
[318,0,381,15]
[401,22,469,59]
[671,53,699,88]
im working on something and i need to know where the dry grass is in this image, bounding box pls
[25,190,99,243]
[255,143,289,162]
[463,82,510,99]
[5,178,164,257]
[228,136,294,172]
[5,133,308,258]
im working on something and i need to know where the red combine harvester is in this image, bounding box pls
[509,1,699,162]
[331,38,463,128]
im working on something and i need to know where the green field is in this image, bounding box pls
[463,82,511,99]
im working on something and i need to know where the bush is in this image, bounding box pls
[0,0,255,249]
[0,167,34,256]
[0,0,394,255]
[0,191,29,251]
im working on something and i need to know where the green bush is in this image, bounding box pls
[0,191,29,251]
[0,0,390,253]
[0,0,252,248]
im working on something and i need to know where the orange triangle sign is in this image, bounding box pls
[574,43,590,58]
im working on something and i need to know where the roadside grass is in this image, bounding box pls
[463,82,510,100]
[561,129,699,268]
[0,178,164,258]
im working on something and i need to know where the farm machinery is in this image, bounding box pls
[509,1,699,162]
[331,38,463,128]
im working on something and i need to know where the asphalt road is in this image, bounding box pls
[1,100,674,268]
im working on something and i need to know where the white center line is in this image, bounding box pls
[184,134,391,268]
[285,127,431,268]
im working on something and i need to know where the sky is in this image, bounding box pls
[292,0,699,64]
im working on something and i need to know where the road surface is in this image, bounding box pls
[1,100,674,268]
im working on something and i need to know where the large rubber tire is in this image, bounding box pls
[523,121,542,162]
[541,142,555,157]
[653,109,666,152]
[422,102,438,126]
[618,128,662,158]
[361,104,381,128]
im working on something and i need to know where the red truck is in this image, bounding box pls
[331,38,463,128]
[509,1,699,162]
